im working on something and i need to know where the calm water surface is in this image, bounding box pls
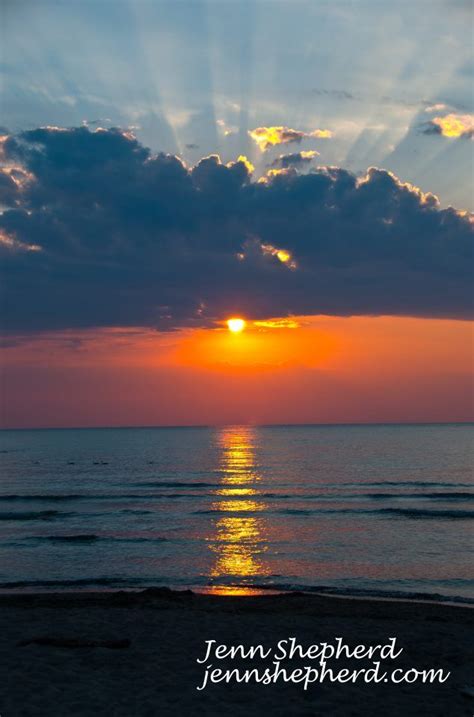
[0,425,472,600]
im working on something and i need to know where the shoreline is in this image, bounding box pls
[0,583,472,608]
[1,585,473,615]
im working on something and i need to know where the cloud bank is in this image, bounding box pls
[0,126,472,333]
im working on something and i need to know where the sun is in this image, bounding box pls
[227,318,246,333]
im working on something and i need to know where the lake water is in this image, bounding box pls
[0,424,472,601]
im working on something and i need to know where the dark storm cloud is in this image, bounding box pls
[269,151,319,169]
[0,170,19,206]
[0,126,472,332]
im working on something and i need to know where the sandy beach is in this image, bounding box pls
[0,588,472,716]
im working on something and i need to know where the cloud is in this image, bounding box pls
[253,318,300,329]
[312,90,460,113]
[260,241,297,269]
[248,126,332,151]
[0,228,41,253]
[269,150,319,169]
[216,119,237,136]
[258,167,296,184]
[422,113,474,138]
[0,126,472,333]
[424,103,448,113]
[313,89,355,101]
[229,155,255,174]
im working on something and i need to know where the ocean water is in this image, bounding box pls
[0,424,472,601]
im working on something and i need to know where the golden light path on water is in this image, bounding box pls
[207,426,270,595]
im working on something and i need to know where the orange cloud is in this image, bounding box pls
[0,229,41,253]
[258,167,295,183]
[227,155,255,173]
[261,242,297,268]
[299,150,319,159]
[253,318,300,329]
[427,113,474,138]
[248,126,332,151]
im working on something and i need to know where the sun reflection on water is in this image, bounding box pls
[207,427,270,594]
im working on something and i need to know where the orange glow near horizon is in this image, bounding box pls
[0,315,472,428]
[172,318,338,372]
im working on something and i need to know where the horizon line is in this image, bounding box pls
[1,420,473,432]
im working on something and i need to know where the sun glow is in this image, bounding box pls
[227,318,246,333]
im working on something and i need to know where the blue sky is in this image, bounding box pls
[2,0,473,210]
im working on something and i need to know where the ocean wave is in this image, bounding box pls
[0,490,471,505]
[365,492,474,501]
[0,510,73,521]
[119,509,153,515]
[239,583,474,605]
[40,534,99,542]
[0,494,90,502]
[0,493,166,502]
[0,579,472,605]
[0,577,147,589]
[28,534,168,544]
[131,481,218,488]
[377,507,473,519]
[253,491,473,502]
[195,506,473,520]
[279,507,474,520]
[340,481,473,488]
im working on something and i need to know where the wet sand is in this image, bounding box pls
[0,589,472,716]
